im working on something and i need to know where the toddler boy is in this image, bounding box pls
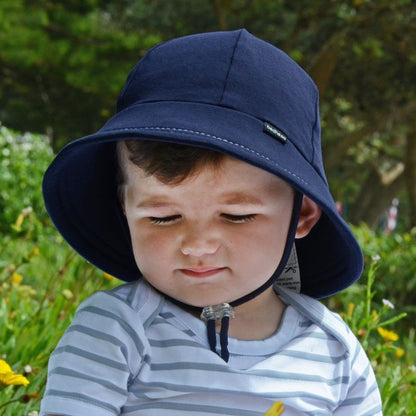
[40,29,382,415]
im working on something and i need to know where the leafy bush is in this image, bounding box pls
[0,124,54,235]
[326,226,416,415]
[0,224,119,415]
[359,225,416,300]
[327,261,416,415]
[355,225,416,332]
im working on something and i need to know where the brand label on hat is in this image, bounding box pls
[276,245,301,293]
[263,122,287,144]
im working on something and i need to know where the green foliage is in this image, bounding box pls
[327,260,416,415]
[0,125,53,235]
[0,226,119,415]
[354,224,416,323]
[0,1,163,145]
[327,225,416,414]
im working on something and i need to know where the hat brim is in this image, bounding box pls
[43,101,363,298]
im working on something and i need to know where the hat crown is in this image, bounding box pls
[116,29,323,176]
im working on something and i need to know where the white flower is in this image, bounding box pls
[22,206,33,216]
[409,365,416,372]
[382,299,395,309]
[62,289,73,299]
[372,254,381,262]
[24,365,32,374]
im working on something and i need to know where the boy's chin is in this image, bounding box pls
[169,291,235,309]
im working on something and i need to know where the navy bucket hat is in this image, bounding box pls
[43,29,363,299]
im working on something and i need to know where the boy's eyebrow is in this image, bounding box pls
[220,192,264,205]
[136,198,176,209]
[136,192,264,208]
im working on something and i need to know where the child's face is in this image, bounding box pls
[122,154,295,307]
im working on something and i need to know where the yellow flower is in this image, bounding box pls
[12,272,23,285]
[8,311,17,319]
[14,213,24,229]
[12,208,33,232]
[30,247,40,256]
[0,360,12,373]
[0,372,30,386]
[377,327,399,342]
[347,302,355,317]
[395,348,405,358]
[264,401,285,416]
[103,272,116,280]
[0,360,30,387]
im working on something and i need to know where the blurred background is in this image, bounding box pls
[1,1,416,414]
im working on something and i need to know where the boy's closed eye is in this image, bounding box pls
[221,213,256,223]
[149,214,257,225]
[149,215,181,225]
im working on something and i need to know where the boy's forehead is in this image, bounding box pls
[123,149,293,196]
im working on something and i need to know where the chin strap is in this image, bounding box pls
[201,303,235,362]
[200,191,304,362]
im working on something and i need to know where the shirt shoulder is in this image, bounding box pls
[275,286,358,354]
[84,279,163,314]
[276,287,383,415]
[40,279,166,416]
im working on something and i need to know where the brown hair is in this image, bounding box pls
[116,140,225,199]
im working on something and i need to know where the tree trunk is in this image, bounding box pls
[349,167,405,228]
[306,34,342,96]
[209,0,230,30]
[323,112,386,173]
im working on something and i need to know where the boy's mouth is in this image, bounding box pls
[179,267,227,278]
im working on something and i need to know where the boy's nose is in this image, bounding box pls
[180,229,220,257]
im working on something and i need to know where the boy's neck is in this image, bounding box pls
[224,286,286,340]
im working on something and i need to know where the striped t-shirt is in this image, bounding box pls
[40,280,382,415]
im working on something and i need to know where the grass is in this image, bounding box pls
[0,210,118,415]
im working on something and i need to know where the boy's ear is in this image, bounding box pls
[295,195,322,239]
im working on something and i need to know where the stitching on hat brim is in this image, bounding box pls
[93,125,321,190]
[108,99,313,170]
